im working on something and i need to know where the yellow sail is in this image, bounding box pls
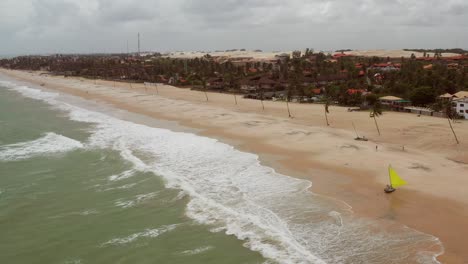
[389,166,407,188]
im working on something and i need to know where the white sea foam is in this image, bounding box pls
[48,209,99,219]
[0,132,83,161]
[0,81,59,102]
[2,80,443,263]
[101,224,178,247]
[63,259,82,264]
[108,169,136,181]
[180,246,214,256]
[114,192,159,208]
[171,190,187,202]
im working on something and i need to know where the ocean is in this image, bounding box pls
[0,76,443,264]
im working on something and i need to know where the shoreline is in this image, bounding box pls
[2,69,468,263]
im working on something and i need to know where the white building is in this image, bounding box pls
[453,98,468,119]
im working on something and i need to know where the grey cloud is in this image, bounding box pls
[0,0,467,55]
[446,3,468,16]
[97,0,162,24]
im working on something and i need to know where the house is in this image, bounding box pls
[379,95,403,104]
[445,55,468,61]
[248,68,258,73]
[379,96,411,111]
[453,91,468,99]
[207,77,224,90]
[423,64,433,70]
[332,53,354,59]
[239,77,259,93]
[311,88,322,95]
[370,63,401,71]
[258,77,277,91]
[452,98,468,119]
[347,89,367,95]
[439,93,454,101]
[447,63,459,69]
[403,106,441,117]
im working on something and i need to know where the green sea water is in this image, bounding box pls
[0,77,445,264]
[0,84,264,263]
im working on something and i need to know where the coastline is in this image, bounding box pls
[2,69,467,263]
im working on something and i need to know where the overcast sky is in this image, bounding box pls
[1,0,467,55]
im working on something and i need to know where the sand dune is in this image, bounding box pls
[165,49,460,59]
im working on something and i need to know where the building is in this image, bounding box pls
[378,96,411,111]
[379,96,403,104]
[207,77,224,90]
[370,63,401,71]
[347,89,368,95]
[452,98,468,119]
[453,91,468,99]
[439,93,454,100]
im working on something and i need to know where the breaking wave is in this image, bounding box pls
[1,80,444,263]
[0,132,83,161]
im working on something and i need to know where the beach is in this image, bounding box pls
[2,69,468,263]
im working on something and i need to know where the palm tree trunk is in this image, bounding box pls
[325,110,329,126]
[286,100,292,118]
[447,118,460,144]
[203,88,209,102]
[373,116,381,136]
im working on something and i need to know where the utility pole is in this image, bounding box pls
[138,32,140,56]
[126,39,132,89]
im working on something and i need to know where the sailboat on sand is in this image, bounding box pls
[384,165,407,193]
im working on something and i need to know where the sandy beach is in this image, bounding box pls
[2,69,468,263]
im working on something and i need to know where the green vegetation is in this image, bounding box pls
[1,50,467,110]
[409,86,436,106]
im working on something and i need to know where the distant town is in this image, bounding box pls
[1,48,467,119]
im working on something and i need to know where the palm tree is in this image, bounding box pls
[324,97,330,126]
[445,100,460,144]
[259,86,265,110]
[370,101,383,136]
[201,76,209,102]
[226,73,238,105]
[286,88,292,118]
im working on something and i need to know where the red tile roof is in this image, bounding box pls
[333,53,354,59]
[312,88,321,94]
[347,89,366,95]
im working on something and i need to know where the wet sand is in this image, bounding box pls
[2,69,468,263]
